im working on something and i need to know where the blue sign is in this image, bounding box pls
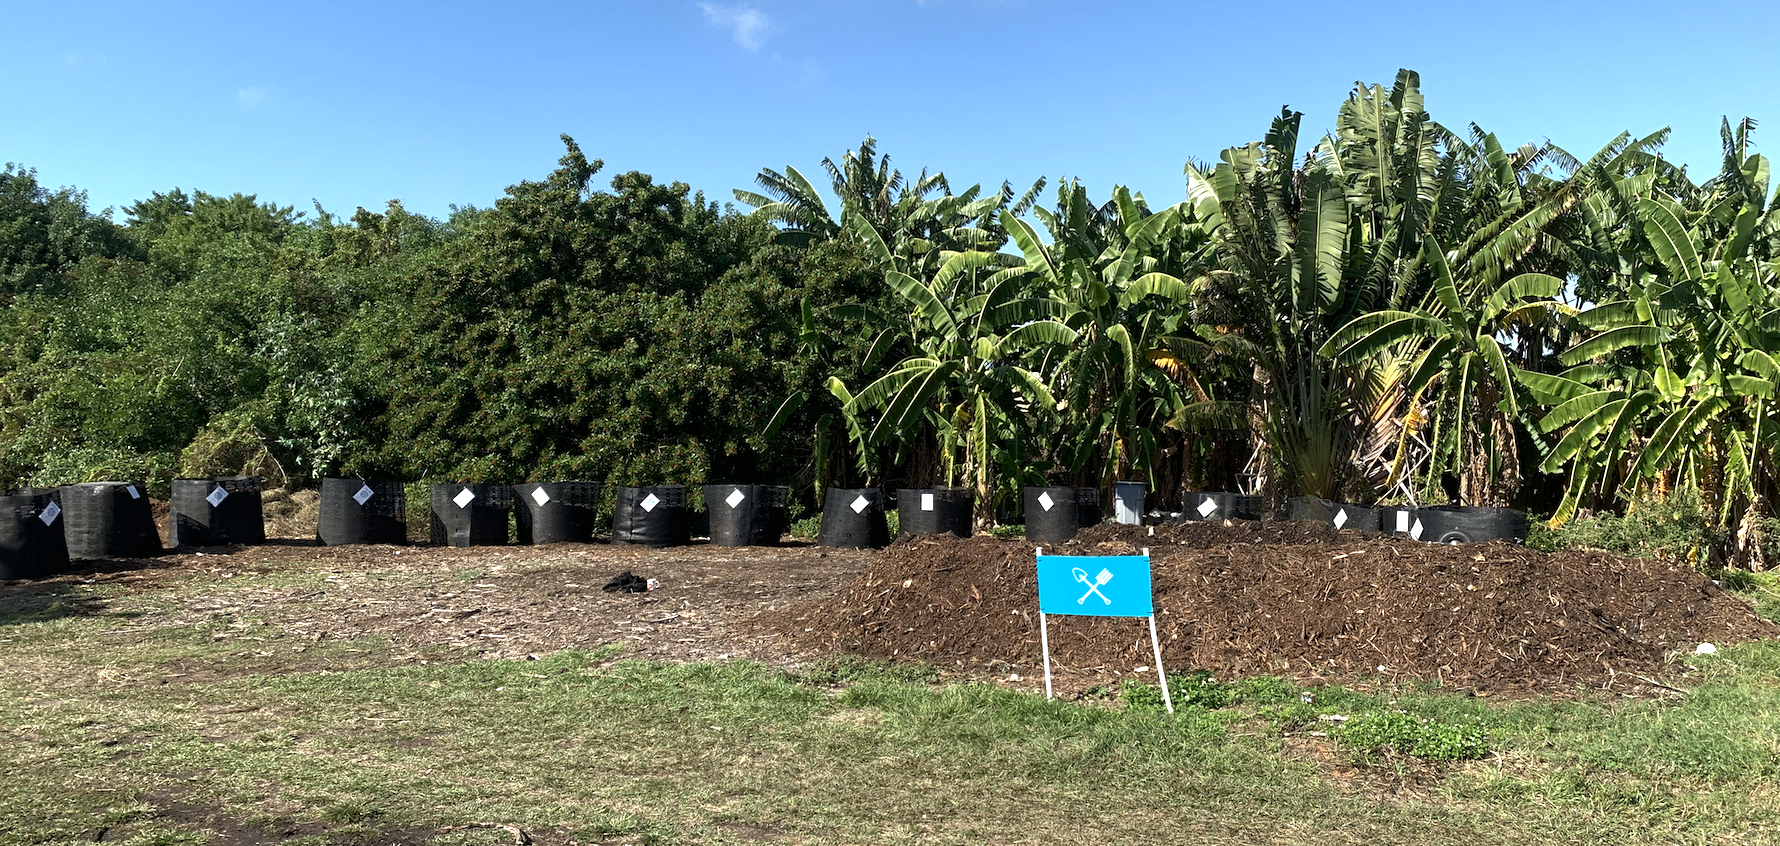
[1036,554,1153,617]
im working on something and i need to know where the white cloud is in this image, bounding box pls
[699,3,772,51]
[236,86,270,106]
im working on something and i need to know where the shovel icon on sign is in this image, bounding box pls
[1073,567,1113,605]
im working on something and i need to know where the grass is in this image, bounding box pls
[2,568,1778,844]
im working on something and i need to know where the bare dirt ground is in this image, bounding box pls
[8,538,874,679]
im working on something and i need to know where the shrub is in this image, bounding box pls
[787,516,821,540]
[1527,491,1723,564]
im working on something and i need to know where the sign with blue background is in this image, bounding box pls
[1036,554,1153,617]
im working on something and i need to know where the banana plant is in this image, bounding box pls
[1321,241,1570,505]
[999,185,1205,491]
[1526,192,1780,528]
[826,247,1075,519]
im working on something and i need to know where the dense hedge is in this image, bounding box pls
[0,141,884,500]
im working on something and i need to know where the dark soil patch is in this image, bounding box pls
[109,790,435,845]
[762,521,1779,694]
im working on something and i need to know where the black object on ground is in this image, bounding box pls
[896,487,973,538]
[170,476,265,547]
[514,482,601,545]
[0,488,68,579]
[817,488,890,549]
[602,571,650,593]
[63,482,161,560]
[705,484,788,547]
[430,483,512,547]
[612,485,690,548]
[317,478,407,546]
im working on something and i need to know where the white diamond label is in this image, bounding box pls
[726,488,746,509]
[353,484,375,505]
[1196,497,1218,518]
[125,484,140,499]
[1333,508,1349,529]
[1396,511,1410,532]
[1038,491,1055,512]
[453,488,476,509]
[38,501,60,526]
[640,493,660,512]
[1410,518,1425,541]
[850,494,870,514]
[531,487,551,507]
[921,493,934,511]
[206,487,228,507]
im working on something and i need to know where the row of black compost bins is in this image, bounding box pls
[430,483,513,547]
[64,482,161,559]
[1285,496,1380,535]
[896,487,973,538]
[515,482,601,545]
[1183,491,1261,522]
[318,477,407,546]
[170,476,265,548]
[817,488,889,549]
[1023,486,1102,544]
[706,484,788,547]
[1287,495,1528,544]
[1,488,68,578]
[612,485,690,548]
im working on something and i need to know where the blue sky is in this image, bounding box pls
[6,1,1778,221]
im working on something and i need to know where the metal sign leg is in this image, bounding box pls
[1148,614,1173,714]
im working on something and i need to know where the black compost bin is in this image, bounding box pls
[1286,496,1381,535]
[430,483,512,547]
[1075,487,1103,528]
[816,488,890,549]
[514,482,601,545]
[705,484,788,547]
[1377,505,1417,538]
[896,487,973,538]
[170,476,265,548]
[1024,486,1087,543]
[1413,505,1528,544]
[1288,495,1381,537]
[62,482,161,560]
[317,478,407,546]
[0,488,68,579]
[612,485,690,548]
[1182,491,1262,522]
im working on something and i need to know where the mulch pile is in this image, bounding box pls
[767,521,1779,693]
